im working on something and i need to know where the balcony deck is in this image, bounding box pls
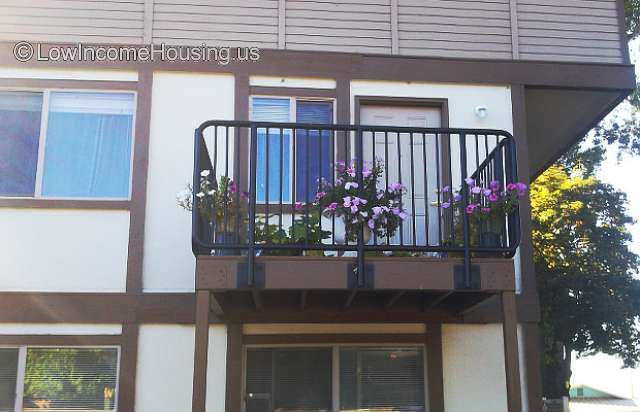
[191,121,521,315]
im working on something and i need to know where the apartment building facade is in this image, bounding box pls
[0,1,635,411]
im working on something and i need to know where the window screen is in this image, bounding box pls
[295,101,332,202]
[0,348,19,412]
[22,348,119,411]
[0,92,43,196]
[252,97,292,203]
[245,348,332,412]
[41,92,134,198]
[340,347,425,412]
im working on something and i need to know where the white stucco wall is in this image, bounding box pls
[143,72,234,292]
[135,324,227,412]
[0,208,129,292]
[442,324,508,412]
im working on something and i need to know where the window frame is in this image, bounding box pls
[241,343,429,412]
[0,345,121,412]
[249,95,337,205]
[0,87,137,201]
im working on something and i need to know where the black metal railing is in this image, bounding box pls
[191,121,520,289]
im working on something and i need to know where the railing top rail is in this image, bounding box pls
[196,120,514,139]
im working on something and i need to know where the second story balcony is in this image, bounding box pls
[190,120,522,316]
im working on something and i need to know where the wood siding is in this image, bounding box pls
[0,0,626,64]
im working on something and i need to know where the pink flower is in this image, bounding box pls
[346,167,356,177]
[315,191,326,201]
[324,202,338,213]
[295,202,304,211]
[466,204,477,214]
[489,193,498,202]
[506,183,517,192]
[228,181,237,193]
[481,207,491,214]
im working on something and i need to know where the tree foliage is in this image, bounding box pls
[626,0,640,40]
[532,150,640,398]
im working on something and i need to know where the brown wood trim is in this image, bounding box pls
[0,78,137,90]
[243,333,425,345]
[0,198,131,210]
[0,293,201,324]
[502,292,523,412]
[249,86,336,98]
[616,0,632,65]
[225,323,243,412]
[0,43,633,91]
[117,324,138,412]
[125,68,153,294]
[521,322,543,412]
[192,291,211,412]
[426,323,445,412]
[0,334,122,345]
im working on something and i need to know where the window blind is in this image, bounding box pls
[0,92,42,196]
[245,348,332,412]
[340,347,425,412]
[21,348,119,412]
[252,98,291,203]
[295,101,332,202]
[0,349,18,412]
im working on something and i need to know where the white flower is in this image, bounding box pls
[196,192,205,198]
[208,190,215,195]
[200,170,211,177]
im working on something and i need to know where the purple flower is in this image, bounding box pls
[241,191,250,199]
[228,181,237,193]
[506,183,517,192]
[471,186,482,195]
[481,207,491,214]
[489,193,498,202]
[295,202,305,211]
[483,188,492,197]
[343,196,352,207]
[368,219,376,230]
[363,168,372,178]
[442,201,451,209]
[490,180,501,191]
[466,204,477,214]
[441,186,450,193]
[315,191,326,201]
[453,194,462,202]
[465,177,475,186]
[516,182,528,195]
[372,206,383,218]
[324,202,338,213]
[346,167,356,177]
[389,182,404,192]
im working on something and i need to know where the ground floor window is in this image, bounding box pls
[244,346,425,412]
[0,347,119,412]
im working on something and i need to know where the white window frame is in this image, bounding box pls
[241,343,429,412]
[0,88,137,201]
[0,345,121,412]
[249,95,337,205]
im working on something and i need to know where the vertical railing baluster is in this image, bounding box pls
[422,133,429,247]
[435,133,442,247]
[459,132,472,288]
[279,127,284,234]
[397,131,404,246]
[247,124,258,286]
[356,125,365,287]
[409,131,417,246]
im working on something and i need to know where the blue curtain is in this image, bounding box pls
[41,92,134,198]
[295,101,332,202]
[252,98,291,203]
[0,92,42,196]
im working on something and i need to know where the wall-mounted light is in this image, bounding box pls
[475,106,488,119]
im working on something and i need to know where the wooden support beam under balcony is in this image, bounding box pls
[195,255,515,293]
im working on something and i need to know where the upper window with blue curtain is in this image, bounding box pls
[251,96,333,204]
[0,90,135,199]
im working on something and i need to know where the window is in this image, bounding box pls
[0,90,135,199]
[244,346,425,412]
[251,97,333,203]
[0,347,119,412]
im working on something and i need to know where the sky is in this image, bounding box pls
[570,40,640,399]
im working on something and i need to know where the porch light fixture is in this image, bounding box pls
[475,105,488,119]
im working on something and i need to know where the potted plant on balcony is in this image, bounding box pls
[254,210,331,256]
[177,170,247,255]
[315,159,408,244]
[436,178,528,254]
